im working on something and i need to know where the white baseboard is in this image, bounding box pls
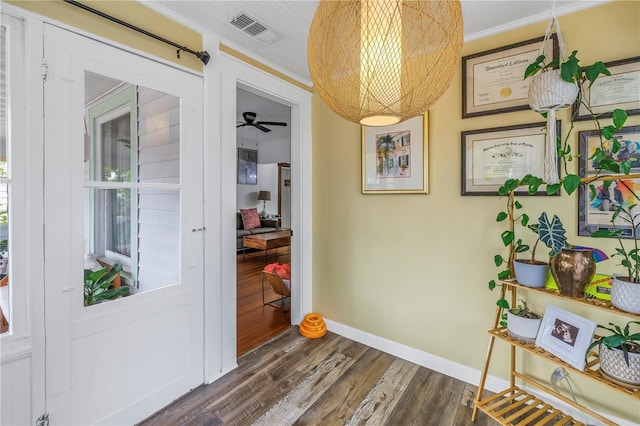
[324,318,636,426]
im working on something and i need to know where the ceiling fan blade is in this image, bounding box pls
[257,121,287,126]
[236,123,247,128]
[255,124,271,132]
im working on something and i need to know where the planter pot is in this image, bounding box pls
[513,259,549,288]
[599,343,640,387]
[549,248,596,298]
[507,311,542,343]
[611,276,640,314]
[528,69,579,112]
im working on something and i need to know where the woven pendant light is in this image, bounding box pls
[308,0,463,126]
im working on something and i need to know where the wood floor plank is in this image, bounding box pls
[385,365,437,425]
[344,358,420,425]
[252,340,369,425]
[418,372,468,426]
[293,348,396,425]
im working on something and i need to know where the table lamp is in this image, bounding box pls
[258,190,271,218]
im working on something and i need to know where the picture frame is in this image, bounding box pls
[361,113,428,194]
[535,304,597,371]
[577,126,640,238]
[237,148,258,185]
[573,56,640,121]
[462,35,558,118]
[461,121,560,196]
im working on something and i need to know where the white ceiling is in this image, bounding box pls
[148,0,610,87]
[144,0,610,128]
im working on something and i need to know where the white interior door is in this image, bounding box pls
[43,24,204,425]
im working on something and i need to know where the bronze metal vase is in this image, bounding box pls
[549,248,596,298]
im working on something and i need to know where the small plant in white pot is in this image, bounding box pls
[586,320,640,387]
[500,299,543,343]
[592,202,640,314]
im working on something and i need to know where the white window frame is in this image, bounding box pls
[86,84,138,284]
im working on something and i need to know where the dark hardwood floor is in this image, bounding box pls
[140,327,499,426]
[237,247,291,355]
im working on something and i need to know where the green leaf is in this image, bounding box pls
[620,160,632,175]
[488,280,496,291]
[516,245,530,253]
[521,214,529,227]
[538,213,567,256]
[515,200,523,209]
[498,269,511,280]
[612,109,628,129]
[546,183,561,195]
[584,61,610,86]
[501,230,514,246]
[494,255,504,266]
[562,174,581,195]
[496,298,510,309]
[602,125,616,140]
[497,212,508,222]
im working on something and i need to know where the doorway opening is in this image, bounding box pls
[235,86,292,355]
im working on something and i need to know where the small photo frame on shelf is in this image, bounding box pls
[535,305,597,371]
[237,148,258,185]
[573,56,640,121]
[462,35,558,118]
[461,121,560,196]
[577,126,640,238]
[361,113,428,194]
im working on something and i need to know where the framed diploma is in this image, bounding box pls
[461,122,560,196]
[573,56,640,121]
[462,35,558,118]
[577,126,640,238]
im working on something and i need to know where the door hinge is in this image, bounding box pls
[36,412,49,426]
[40,59,48,82]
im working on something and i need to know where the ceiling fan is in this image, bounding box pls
[236,111,287,132]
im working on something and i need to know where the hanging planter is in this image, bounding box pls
[525,18,578,185]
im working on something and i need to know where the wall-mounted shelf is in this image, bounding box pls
[472,281,639,425]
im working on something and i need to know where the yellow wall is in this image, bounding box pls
[312,0,639,422]
[7,0,203,72]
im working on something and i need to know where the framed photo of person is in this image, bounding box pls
[462,35,558,118]
[535,305,597,371]
[577,126,640,238]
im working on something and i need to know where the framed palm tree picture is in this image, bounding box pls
[361,113,428,194]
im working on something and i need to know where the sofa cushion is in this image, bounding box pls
[240,208,261,230]
[237,229,251,238]
[249,227,277,235]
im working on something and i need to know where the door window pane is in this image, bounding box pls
[84,72,181,306]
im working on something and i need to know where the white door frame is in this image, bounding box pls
[203,43,313,382]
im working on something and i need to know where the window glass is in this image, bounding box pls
[0,24,9,333]
[84,72,181,306]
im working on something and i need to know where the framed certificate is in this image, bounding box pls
[573,56,640,121]
[462,35,558,118]
[461,122,560,195]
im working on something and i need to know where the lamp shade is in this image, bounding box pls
[308,0,463,126]
[258,190,271,201]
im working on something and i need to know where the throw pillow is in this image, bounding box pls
[240,208,261,230]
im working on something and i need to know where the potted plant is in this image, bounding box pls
[513,212,567,288]
[586,320,640,387]
[84,263,128,306]
[591,201,640,313]
[500,299,543,342]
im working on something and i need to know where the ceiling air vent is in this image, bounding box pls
[229,11,280,45]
